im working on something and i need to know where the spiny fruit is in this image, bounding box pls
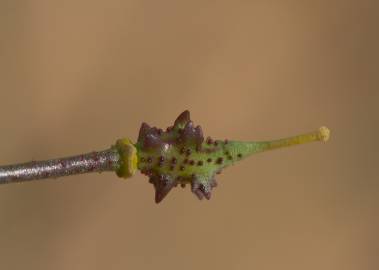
[133,110,330,203]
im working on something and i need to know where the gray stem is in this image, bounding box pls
[0,148,120,184]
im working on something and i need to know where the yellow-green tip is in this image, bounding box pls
[318,126,330,142]
[251,126,331,154]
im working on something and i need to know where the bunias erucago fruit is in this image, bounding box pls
[134,111,330,203]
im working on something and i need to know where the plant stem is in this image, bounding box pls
[0,148,120,184]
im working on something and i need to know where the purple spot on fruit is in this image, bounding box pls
[185,148,192,156]
[216,157,223,164]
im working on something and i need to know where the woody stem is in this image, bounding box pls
[0,148,120,184]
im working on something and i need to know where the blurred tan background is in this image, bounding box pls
[0,0,378,269]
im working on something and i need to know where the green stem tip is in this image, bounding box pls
[237,126,330,158]
[259,126,330,151]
